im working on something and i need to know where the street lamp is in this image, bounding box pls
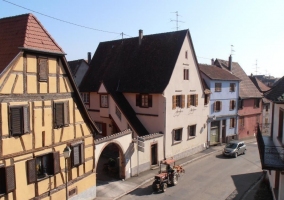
[63,146,71,200]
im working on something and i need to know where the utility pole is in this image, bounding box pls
[121,32,124,39]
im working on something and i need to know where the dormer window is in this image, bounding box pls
[100,94,108,108]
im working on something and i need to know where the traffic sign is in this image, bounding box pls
[137,137,145,152]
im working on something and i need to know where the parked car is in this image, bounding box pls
[223,140,246,158]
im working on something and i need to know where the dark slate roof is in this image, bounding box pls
[80,29,193,136]
[249,76,271,93]
[80,29,188,93]
[68,59,88,76]
[0,13,64,73]
[215,59,262,99]
[265,76,284,103]
[199,64,240,81]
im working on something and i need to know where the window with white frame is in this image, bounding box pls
[172,95,185,109]
[71,142,84,167]
[229,83,235,92]
[215,83,221,92]
[81,93,90,104]
[100,94,108,108]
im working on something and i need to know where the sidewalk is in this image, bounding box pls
[95,138,258,200]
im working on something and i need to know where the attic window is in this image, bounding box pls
[185,51,188,59]
[38,58,48,82]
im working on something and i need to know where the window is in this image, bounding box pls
[229,100,236,110]
[215,83,221,92]
[279,109,284,140]
[100,94,108,108]
[136,94,152,108]
[265,104,269,112]
[53,101,69,128]
[81,93,90,104]
[187,94,198,107]
[184,69,189,80]
[27,152,60,183]
[71,143,85,167]
[172,95,185,109]
[239,117,244,127]
[188,125,196,138]
[95,122,106,136]
[214,101,222,112]
[0,165,16,195]
[229,83,235,92]
[230,118,236,128]
[238,99,243,110]
[204,94,209,105]
[254,99,260,108]
[185,51,188,59]
[116,106,121,120]
[173,128,182,142]
[38,58,48,82]
[9,105,30,136]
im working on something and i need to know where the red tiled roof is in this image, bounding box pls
[199,64,240,81]
[249,76,271,93]
[0,13,64,73]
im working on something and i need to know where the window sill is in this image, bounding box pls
[187,136,196,140]
[172,141,182,145]
[37,174,52,182]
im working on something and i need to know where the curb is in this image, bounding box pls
[114,147,223,200]
[114,139,256,200]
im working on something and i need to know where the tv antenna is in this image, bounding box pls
[253,60,259,75]
[170,11,184,31]
[231,45,235,55]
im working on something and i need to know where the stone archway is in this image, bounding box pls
[96,141,125,181]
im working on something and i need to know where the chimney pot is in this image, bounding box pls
[139,29,143,45]
[88,52,91,64]
[228,55,232,71]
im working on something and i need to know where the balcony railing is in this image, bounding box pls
[256,124,284,170]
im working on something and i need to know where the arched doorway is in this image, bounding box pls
[96,142,125,181]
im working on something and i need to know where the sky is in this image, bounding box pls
[1,0,284,78]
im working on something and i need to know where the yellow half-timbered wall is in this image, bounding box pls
[0,53,95,200]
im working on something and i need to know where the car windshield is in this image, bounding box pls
[226,143,238,149]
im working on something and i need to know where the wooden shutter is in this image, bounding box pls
[136,94,141,106]
[181,95,185,108]
[214,102,216,112]
[38,58,48,81]
[23,106,30,133]
[63,101,69,126]
[195,94,198,106]
[5,166,16,193]
[220,101,222,111]
[187,95,190,108]
[72,145,80,166]
[172,96,176,109]
[80,143,85,164]
[10,107,23,136]
[54,103,64,128]
[233,100,236,110]
[27,159,36,184]
[148,95,152,107]
[53,152,60,174]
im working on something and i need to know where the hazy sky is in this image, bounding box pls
[1,0,284,77]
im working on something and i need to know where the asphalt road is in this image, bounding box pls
[119,142,262,200]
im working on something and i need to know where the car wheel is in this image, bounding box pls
[162,183,167,192]
[172,174,178,186]
[234,152,238,158]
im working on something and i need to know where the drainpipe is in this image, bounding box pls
[271,102,274,137]
[163,96,166,160]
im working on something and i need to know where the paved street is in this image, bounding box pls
[119,142,262,200]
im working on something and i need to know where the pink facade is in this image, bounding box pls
[238,98,262,139]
